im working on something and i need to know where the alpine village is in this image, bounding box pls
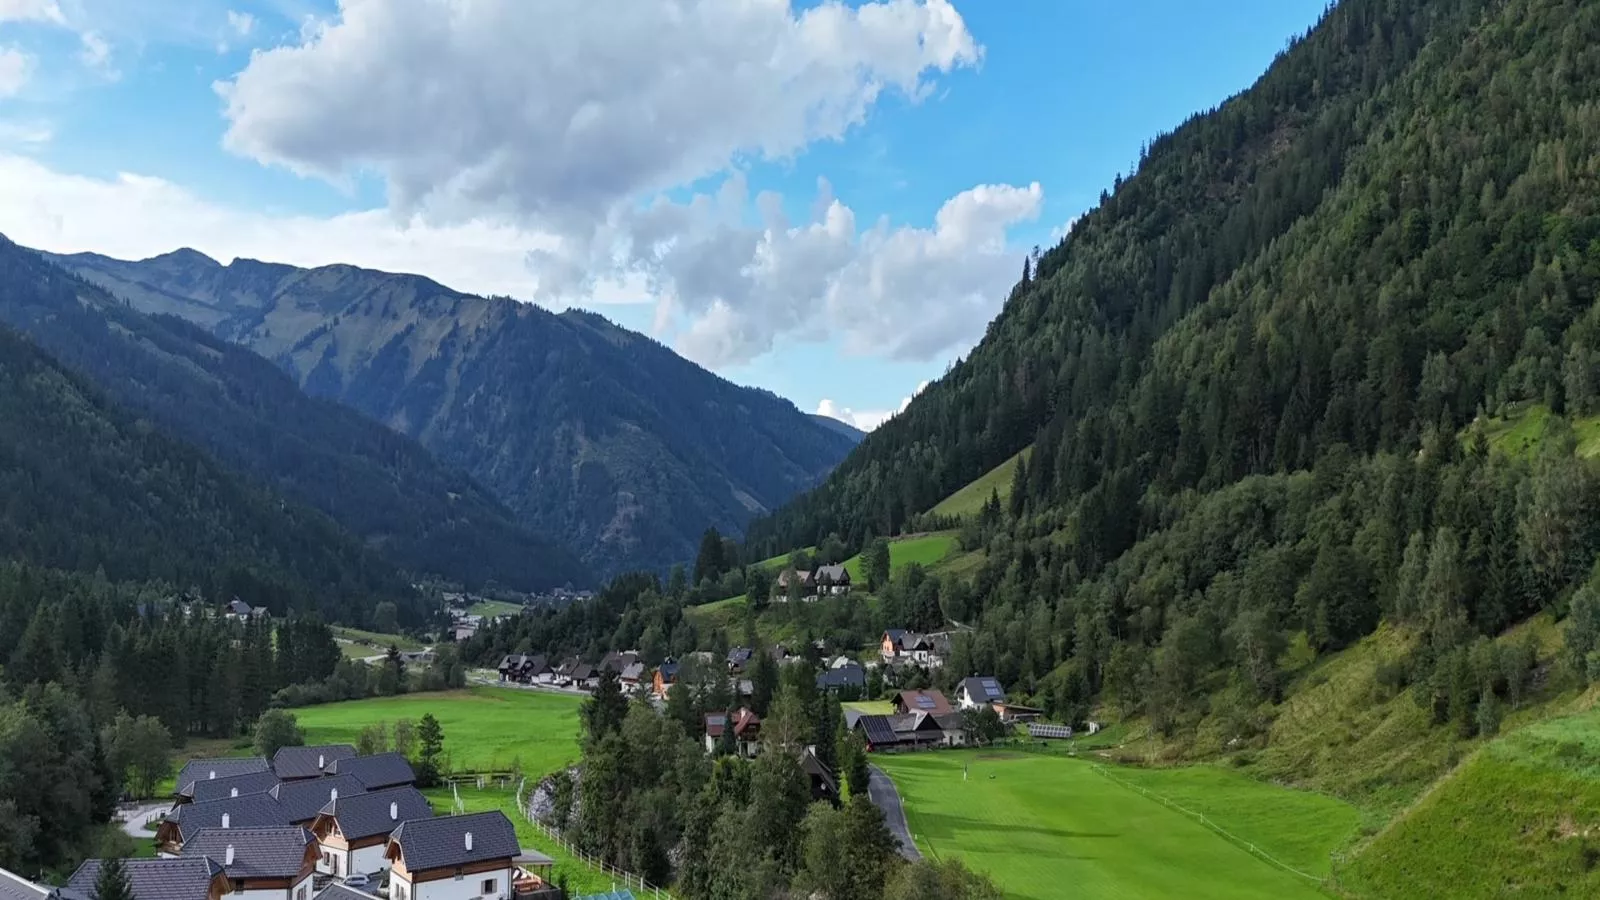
[2,0,1600,898]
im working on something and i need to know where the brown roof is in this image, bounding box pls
[731,707,761,736]
[896,690,953,715]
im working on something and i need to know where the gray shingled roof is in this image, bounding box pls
[167,793,290,843]
[959,676,1007,704]
[0,867,46,900]
[182,827,314,879]
[174,757,272,795]
[815,664,865,691]
[184,770,281,803]
[68,858,223,900]
[313,885,384,900]
[388,811,519,871]
[269,775,366,823]
[317,787,433,840]
[324,753,415,790]
[273,745,357,780]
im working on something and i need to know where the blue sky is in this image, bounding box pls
[0,0,1327,429]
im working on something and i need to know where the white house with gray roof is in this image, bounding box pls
[67,857,230,900]
[311,787,433,878]
[385,811,519,900]
[181,827,318,900]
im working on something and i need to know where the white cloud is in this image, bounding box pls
[0,119,52,144]
[0,0,64,25]
[815,379,929,431]
[216,0,980,229]
[77,31,112,74]
[0,47,31,96]
[226,10,254,36]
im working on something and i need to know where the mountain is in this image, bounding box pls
[0,317,424,624]
[0,236,589,593]
[742,0,1600,881]
[808,414,867,443]
[43,251,859,575]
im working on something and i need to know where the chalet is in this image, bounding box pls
[386,811,520,900]
[273,746,357,781]
[311,787,433,878]
[176,758,273,798]
[893,690,953,716]
[815,663,866,694]
[269,776,368,824]
[0,866,47,900]
[725,647,753,673]
[158,795,292,854]
[558,662,597,691]
[880,631,946,667]
[703,708,762,757]
[812,564,852,596]
[934,713,968,747]
[67,858,230,900]
[496,654,550,684]
[956,677,1007,711]
[652,660,681,698]
[181,827,318,900]
[598,651,639,675]
[618,661,647,690]
[325,754,416,791]
[797,749,839,803]
[225,600,270,622]
[774,569,813,599]
[179,771,281,806]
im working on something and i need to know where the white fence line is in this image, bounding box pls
[514,779,674,900]
[1089,765,1323,884]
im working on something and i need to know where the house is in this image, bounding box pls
[598,651,639,675]
[933,713,968,747]
[273,746,358,781]
[889,713,946,749]
[797,748,838,803]
[893,690,953,716]
[157,795,292,854]
[225,600,270,621]
[703,708,762,757]
[815,663,866,694]
[993,701,1044,724]
[774,569,813,599]
[618,661,647,689]
[652,660,681,698]
[269,776,369,824]
[66,858,230,900]
[725,647,753,673]
[311,787,433,878]
[879,630,907,663]
[181,827,318,900]
[827,655,856,669]
[179,771,282,806]
[385,811,520,900]
[176,758,273,798]
[853,715,898,752]
[956,677,1007,711]
[812,564,852,596]
[1,865,48,900]
[879,631,945,667]
[325,754,417,791]
[496,654,550,684]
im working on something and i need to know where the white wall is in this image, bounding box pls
[318,847,346,877]
[396,866,514,900]
[349,844,389,876]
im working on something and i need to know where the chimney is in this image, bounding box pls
[230,788,239,798]
[221,813,230,829]
[390,802,399,821]
[464,832,473,851]
[318,754,326,768]
[225,845,234,866]
[209,770,217,780]
[330,788,338,802]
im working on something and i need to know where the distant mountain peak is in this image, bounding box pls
[145,247,220,267]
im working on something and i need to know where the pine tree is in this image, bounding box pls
[415,714,445,788]
[93,856,136,900]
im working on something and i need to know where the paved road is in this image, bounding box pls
[867,765,922,861]
[118,803,168,838]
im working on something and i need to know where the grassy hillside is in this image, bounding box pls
[1470,403,1600,460]
[928,447,1032,519]
[879,750,1352,900]
[841,532,958,581]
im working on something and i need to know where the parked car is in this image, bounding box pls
[343,874,371,890]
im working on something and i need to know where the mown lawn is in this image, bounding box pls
[466,599,525,618]
[292,687,584,776]
[843,700,894,715]
[928,447,1032,519]
[877,750,1348,900]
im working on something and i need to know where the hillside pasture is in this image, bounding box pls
[928,447,1032,519]
[291,687,584,776]
[842,532,957,582]
[877,750,1353,900]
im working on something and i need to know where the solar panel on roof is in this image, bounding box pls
[860,715,898,745]
[916,696,934,708]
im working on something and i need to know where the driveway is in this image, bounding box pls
[867,765,922,861]
[118,802,168,838]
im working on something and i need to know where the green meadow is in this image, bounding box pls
[842,532,957,581]
[928,447,1032,519]
[292,687,585,776]
[877,750,1355,900]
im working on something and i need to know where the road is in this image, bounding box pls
[867,765,922,861]
[118,802,168,838]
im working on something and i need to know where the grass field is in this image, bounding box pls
[423,786,620,895]
[1342,706,1600,898]
[928,447,1032,519]
[842,532,957,581]
[843,700,894,715]
[292,687,584,776]
[877,750,1353,900]
[333,626,423,659]
[466,599,525,618]
[1471,403,1600,459]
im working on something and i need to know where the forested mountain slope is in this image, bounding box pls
[0,236,589,592]
[43,249,860,575]
[752,0,1600,767]
[0,320,423,624]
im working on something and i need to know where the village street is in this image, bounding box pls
[867,766,922,862]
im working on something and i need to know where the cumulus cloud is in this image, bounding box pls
[0,48,31,96]
[216,0,981,229]
[226,10,253,36]
[815,378,929,431]
[0,0,64,24]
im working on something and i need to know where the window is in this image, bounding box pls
[480,879,497,895]
[393,883,407,900]
[296,886,308,900]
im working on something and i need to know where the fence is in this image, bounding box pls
[513,778,674,900]
[1088,765,1323,884]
